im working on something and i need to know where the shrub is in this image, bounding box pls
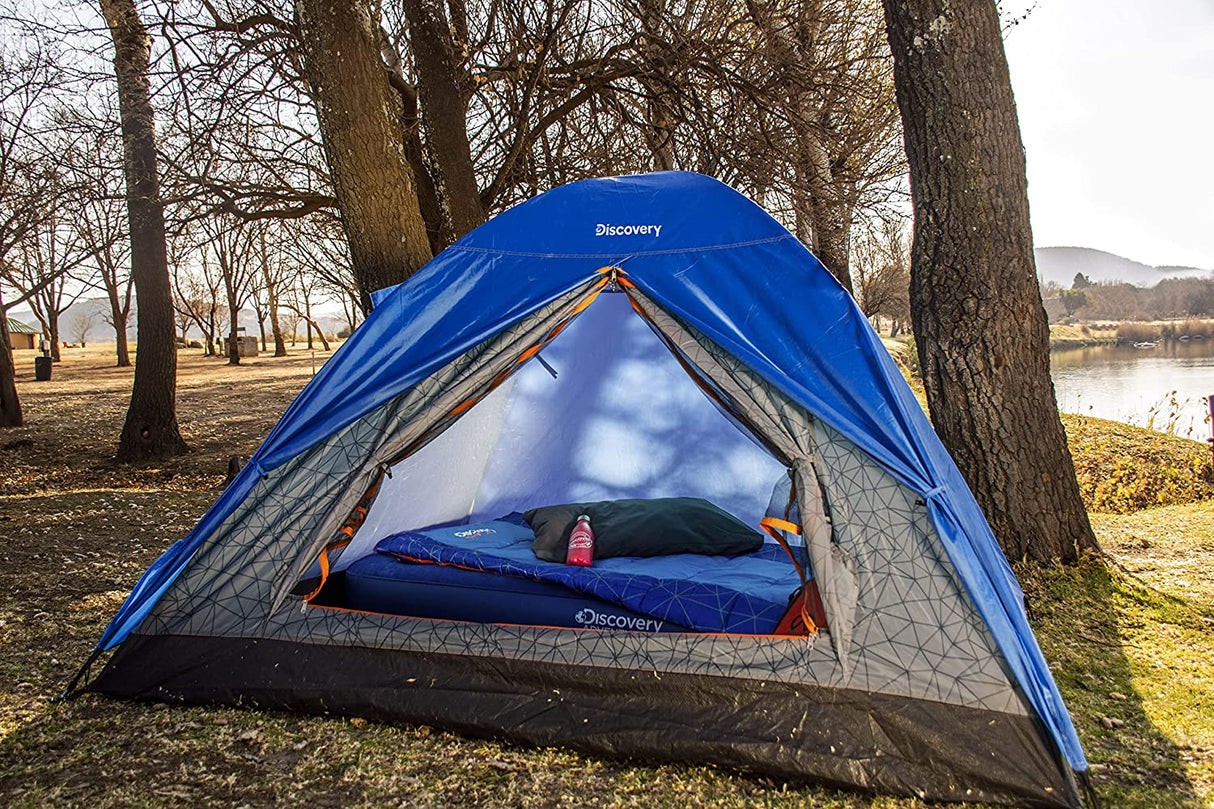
[1115,321,1162,343]
[1064,413,1214,513]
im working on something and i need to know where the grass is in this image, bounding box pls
[0,345,1212,807]
[1049,320,1214,348]
[1050,323,1117,349]
[1020,505,1214,806]
[1113,320,1214,344]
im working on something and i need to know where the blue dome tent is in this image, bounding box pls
[73,172,1089,806]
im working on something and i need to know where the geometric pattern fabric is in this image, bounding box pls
[139,285,1027,717]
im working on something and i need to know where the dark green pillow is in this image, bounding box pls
[524,497,764,563]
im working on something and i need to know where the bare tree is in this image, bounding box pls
[7,205,92,362]
[172,244,227,356]
[69,310,97,346]
[852,216,910,334]
[59,104,136,366]
[110,0,905,323]
[101,0,188,460]
[255,219,292,355]
[880,0,1096,562]
[200,214,257,364]
[0,34,64,426]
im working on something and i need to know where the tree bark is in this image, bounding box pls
[880,0,1096,563]
[268,290,287,356]
[804,157,854,293]
[102,263,133,367]
[0,290,24,428]
[746,0,855,293]
[227,307,241,365]
[398,0,485,238]
[102,0,189,461]
[111,309,131,367]
[380,39,452,255]
[295,0,433,310]
[47,310,60,361]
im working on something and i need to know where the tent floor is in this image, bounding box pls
[90,633,1081,808]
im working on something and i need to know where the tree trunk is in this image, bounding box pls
[113,313,131,367]
[104,276,132,367]
[296,0,433,310]
[227,308,240,365]
[377,19,450,253]
[304,294,314,350]
[259,232,288,357]
[800,126,854,293]
[880,0,1096,563]
[807,191,853,294]
[48,310,61,361]
[205,308,217,356]
[0,292,24,428]
[269,293,287,357]
[399,0,485,238]
[103,0,188,461]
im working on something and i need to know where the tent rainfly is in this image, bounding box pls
[69,172,1092,807]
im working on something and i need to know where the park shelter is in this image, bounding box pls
[74,172,1090,806]
[7,318,38,350]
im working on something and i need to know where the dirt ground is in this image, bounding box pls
[0,344,1210,807]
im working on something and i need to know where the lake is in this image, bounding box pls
[1050,341,1214,439]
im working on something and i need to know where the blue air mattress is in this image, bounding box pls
[372,516,800,634]
[343,553,685,632]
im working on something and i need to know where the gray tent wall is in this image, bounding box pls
[91,280,1079,806]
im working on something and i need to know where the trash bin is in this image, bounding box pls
[34,356,51,382]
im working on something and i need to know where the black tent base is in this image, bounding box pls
[90,633,1081,808]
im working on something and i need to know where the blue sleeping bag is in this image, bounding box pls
[374,515,800,634]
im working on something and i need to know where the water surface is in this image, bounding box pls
[1050,341,1214,439]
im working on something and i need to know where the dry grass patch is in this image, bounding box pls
[1062,414,1214,513]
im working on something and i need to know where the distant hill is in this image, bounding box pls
[1036,246,1212,288]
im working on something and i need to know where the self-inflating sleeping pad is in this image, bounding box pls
[373,516,800,634]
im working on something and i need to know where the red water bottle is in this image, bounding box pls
[566,515,595,567]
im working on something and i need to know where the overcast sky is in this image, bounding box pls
[1002,0,1214,269]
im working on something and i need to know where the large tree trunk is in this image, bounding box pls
[377,19,450,253]
[296,0,433,310]
[638,0,675,172]
[0,292,23,428]
[103,0,189,461]
[399,0,485,238]
[880,0,1096,563]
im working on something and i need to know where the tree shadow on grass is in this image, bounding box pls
[1021,555,1207,807]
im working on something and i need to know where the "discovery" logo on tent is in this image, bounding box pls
[574,607,664,632]
[595,223,662,238]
